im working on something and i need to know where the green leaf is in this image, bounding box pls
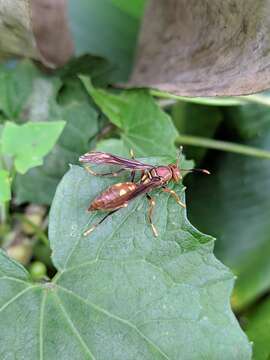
[1,164,251,358]
[111,0,146,18]
[0,170,11,203]
[15,103,98,204]
[0,60,39,118]
[2,121,65,174]
[186,132,270,310]
[245,296,270,360]
[81,76,178,157]
[67,0,143,81]
[96,138,130,157]
[224,103,270,140]
[0,249,29,279]
[172,102,222,162]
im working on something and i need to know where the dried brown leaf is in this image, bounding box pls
[0,0,39,60]
[31,0,74,67]
[129,0,270,96]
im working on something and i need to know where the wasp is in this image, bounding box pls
[79,148,209,237]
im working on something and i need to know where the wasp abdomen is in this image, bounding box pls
[89,182,137,211]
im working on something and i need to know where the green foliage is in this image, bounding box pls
[245,297,270,360]
[15,102,98,204]
[67,0,144,81]
[0,164,251,359]
[186,106,270,312]
[225,102,270,139]
[111,0,146,18]
[81,76,178,157]
[172,102,222,162]
[2,121,65,174]
[0,61,99,205]
[0,61,39,118]
[0,170,11,203]
[0,3,270,354]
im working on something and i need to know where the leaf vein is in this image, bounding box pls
[56,285,170,360]
[0,285,36,313]
[54,293,96,360]
[39,292,47,360]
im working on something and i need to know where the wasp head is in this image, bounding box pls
[169,164,181,182]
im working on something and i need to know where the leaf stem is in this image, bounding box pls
[176,134,270,159]
[14,214,49,247]
[237,94,270,107]
[0,201,9,225]
[152,89,270,108]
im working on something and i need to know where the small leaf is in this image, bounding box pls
[15,103,98,204]
[81,76,178,157]
[0,170,11,203]
[2,121,65,174]
[0,60,40,119]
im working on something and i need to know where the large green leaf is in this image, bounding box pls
[224,102,270,140]
[81,77,178,157]
[67,0,144,81]
[0,164,251,359]
[186,132,270,311]
[2,121,65,174]
[245,296,270,360]
[15,102,98,204]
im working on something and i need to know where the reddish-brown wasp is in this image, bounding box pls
[79,148,209,237]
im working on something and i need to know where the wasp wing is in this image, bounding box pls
[128,178,162,200]
[79,151,153,171]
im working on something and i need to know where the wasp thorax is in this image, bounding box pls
[169,164,181,182]
[154,166,173,183]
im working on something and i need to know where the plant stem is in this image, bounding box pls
[14,214,49,247]
[0,201,10,225]
[238,94,270,107]
[176,134,270,159]
[152,89,270,107]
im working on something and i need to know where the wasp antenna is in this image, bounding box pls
[199,169,210,175]
[182,168,210,175]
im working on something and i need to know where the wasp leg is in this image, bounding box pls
[129,149,136,182]
[84,165,125,177]
[83,202,129,237]
[146,194,158,237]
[162,186,186,208]
[83,209,118,237]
